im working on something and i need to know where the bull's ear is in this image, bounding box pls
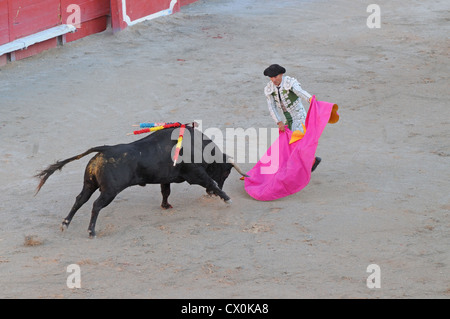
[226,156,249,177]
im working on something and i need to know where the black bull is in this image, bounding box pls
[35,126,248,237]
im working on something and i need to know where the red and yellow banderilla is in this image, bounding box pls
[173,124,186,166]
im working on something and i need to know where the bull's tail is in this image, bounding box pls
[34,146,110,195]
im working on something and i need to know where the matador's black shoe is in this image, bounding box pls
[311,157,321,172]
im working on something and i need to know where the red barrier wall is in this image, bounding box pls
[110,0,127,32]
[60,0,110,42]
[0,0,7,65]
[0,0,9,45]
[0,0,199,65]
[1,0,110,62]
[9,0,60,40]
[111,0,183,32]
[126,0,179,21]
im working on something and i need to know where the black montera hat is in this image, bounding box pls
[263,64,286,77]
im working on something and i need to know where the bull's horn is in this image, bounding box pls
[227,157,250,177]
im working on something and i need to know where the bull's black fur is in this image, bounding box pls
[35,127,246,237]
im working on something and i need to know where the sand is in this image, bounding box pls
[0,0,448,299]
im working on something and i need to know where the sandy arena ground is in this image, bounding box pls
[0,0,449,298]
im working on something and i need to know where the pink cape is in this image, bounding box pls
[244,96,339,201]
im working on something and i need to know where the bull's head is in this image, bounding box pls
[206,155,249,191]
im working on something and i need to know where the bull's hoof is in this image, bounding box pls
[225,199,232,205]
[88,230,96,239]
[161,203,173,209]
[206,190,216,196]
[61,220,70,232]
[311,156,321,172]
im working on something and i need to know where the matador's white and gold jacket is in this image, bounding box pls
[264,75,312,133]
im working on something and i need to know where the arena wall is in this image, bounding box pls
[0,0,199,66]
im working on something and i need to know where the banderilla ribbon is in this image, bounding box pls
[128,122,182,135]
[173,124,186,166]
